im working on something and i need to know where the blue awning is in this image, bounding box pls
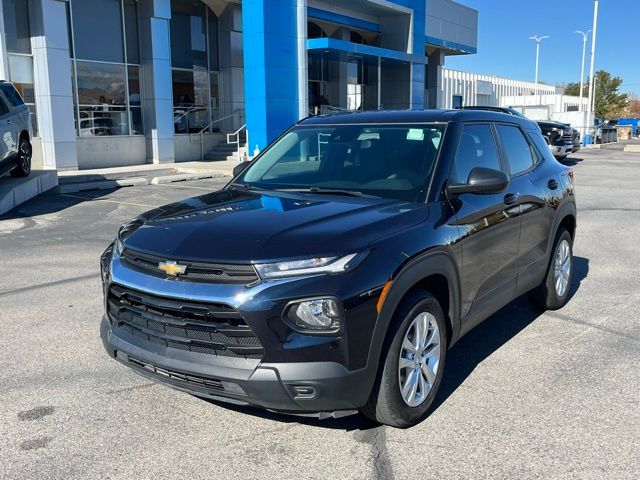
[307,38,428,65]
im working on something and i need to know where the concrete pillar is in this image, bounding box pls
[242,0,305,151]
[139,0,174,164]
[426,49,445,108]
[30,0,77,170]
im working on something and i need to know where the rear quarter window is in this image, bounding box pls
[0,84,25,107]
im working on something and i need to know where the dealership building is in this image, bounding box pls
[0,0,482,170]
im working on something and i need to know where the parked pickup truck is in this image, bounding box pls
[537,121,575,160]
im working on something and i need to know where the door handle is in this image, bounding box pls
[547,179,559,190]
[503,193,518,206]
[6,120,11,124]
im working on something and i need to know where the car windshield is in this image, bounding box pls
[237,123,447,202]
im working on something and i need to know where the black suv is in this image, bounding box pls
[100,110,576,428]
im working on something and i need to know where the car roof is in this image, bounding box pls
[299,109,536,128]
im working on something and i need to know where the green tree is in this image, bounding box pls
[563,70,629,118]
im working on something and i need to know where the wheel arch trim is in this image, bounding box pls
[360,249,462,398]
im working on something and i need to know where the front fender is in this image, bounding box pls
[360,248,462,393]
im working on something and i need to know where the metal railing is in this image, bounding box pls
[226,124,247,160]
[188,109,245,160]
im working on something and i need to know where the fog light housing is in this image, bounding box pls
[286,297,343,334]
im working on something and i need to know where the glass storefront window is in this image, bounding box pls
[124,0,140,64]
[75,62,126,105]
[3,0,37,135]
[78,107,129,136]
[7,55,34,103]
[70,0,124,63]
[2,0,31,54]
[170,0,221,134]
[69,0,143,136]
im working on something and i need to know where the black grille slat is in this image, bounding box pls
[121,248,259,284]
[109,285,264,359]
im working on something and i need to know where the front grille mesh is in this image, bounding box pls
[121,248,259,285]
[109,285,264,359]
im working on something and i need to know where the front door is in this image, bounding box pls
[447,123,520,327]
[0,96,18,168]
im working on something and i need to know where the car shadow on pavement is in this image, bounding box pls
[560,157,583,167]
[430,256,589,412]
[204,257,588,431]
[0,188,116,220]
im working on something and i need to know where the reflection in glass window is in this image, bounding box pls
[69,0,142,136]
[76,62,126,105]
[3,0,37,135]
[78,107,129,137]
[170,0,221,134]
[2,0,31,54]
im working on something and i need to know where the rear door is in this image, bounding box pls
[448,123,520,325]
[494,123,553,274]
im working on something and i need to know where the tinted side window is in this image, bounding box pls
[451,124,502,183]
[496,125,536,175]
[0,97,8,116]
[0,84,24,107]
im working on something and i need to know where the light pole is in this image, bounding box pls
[586,0,599,138]
[529,35,549,100]
[575,30,592,111]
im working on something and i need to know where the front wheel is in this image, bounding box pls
[10,136,32,177]
[361,291,447,428]
[528,228,573,310]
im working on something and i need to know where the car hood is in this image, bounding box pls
[122,188,429,263]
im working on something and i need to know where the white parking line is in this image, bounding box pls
[60,193,158,208]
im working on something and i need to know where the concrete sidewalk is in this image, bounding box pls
[56,160,240,193]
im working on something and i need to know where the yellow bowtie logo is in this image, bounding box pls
[158,261,187,276]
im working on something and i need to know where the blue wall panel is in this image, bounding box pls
[242,0,300,151]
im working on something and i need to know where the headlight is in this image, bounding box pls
[285,297,343,333]
[254,252,366,279]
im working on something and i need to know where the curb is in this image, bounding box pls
[56,177,148,193]
[150,172,221,185]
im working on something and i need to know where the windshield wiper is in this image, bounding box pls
[275,187,379,198]
[229,182,260,191]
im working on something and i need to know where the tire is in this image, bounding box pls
[527,228,573,311]
[10,136,32,178]
[361,291,448,428]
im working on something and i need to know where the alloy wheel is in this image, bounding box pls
[553,239,571,297]
[19,140,31,172]
[398,312,441,407]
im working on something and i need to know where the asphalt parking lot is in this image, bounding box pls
[1,147,639,479]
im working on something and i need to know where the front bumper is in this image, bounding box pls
[99,248,396,414]
[101,315,371,413]
[549,144,573,157]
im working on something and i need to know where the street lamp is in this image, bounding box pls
[529,35,549,99]
[575,30,592,111]
[586,0,599,138]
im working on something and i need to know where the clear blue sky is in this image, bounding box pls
[446,0,640,96]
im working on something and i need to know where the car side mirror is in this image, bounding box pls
[447,167,509,195]
[233,161,251,177]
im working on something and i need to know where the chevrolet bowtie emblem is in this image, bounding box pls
[158,260,187,276]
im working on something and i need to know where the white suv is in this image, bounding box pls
[0,81,33,178]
